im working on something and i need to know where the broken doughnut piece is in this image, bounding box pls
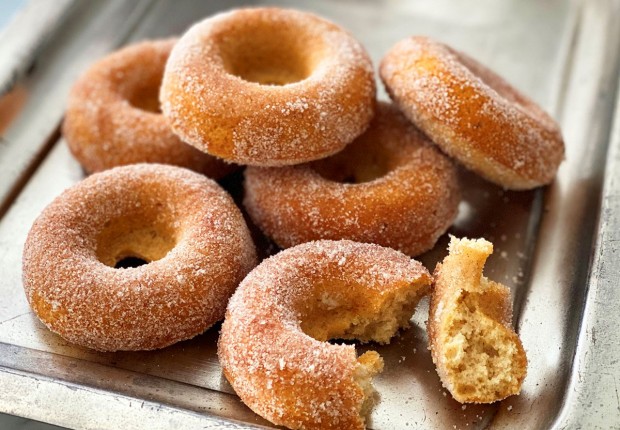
[428,236,527,403]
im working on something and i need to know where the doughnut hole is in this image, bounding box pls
[125,73,163,113]
[218,19,326,85]
[110,51,165,114]
[95,207,177,268]
[310,137,397,184]
[309,104,417,184]
[115,256,149,269]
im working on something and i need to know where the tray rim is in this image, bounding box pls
[1,0,620,428]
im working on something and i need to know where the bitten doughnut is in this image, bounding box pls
[219,240,432,429]
[63,39,235,178]
[161,8,376,166]
[244,102,460,257]
[22,164,257,351]
[380,36,564,190]
[428,236,527,403]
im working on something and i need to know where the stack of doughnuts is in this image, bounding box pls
[61,7,564,261]
[22,6,565,430]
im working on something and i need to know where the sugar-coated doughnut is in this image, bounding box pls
[244,102,460,257]
[428,236,527,403]
[380,36,564,190]
[63,39,235,178]
[22,164,257,352]
[161,8,376,166]
[219,240,432,430]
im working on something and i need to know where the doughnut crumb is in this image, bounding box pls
[428,236,527,403]
[301,280,432,344]
[355,351,384,420]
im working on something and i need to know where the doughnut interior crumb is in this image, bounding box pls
[429,236,527,403]
[442,286,525,401]
[297,276,429,422]
[300,277,430,344]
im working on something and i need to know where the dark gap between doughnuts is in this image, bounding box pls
[328,338,360,346]
[114,256,149,269]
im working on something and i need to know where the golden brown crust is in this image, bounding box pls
[218,240,432,429]
[22,164,257,351]
[63,39,236,178]
[427,237,527,403]
[243,102,460,256]
[161,8,376,166]
[380,36,564,190]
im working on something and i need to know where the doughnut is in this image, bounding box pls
[63,39,236,178]
[428,236,527,403]
[243,102,460,257]
[380,36,564,190]
[22,164,257,352]
[219,240,432,429]
[160,8,376,166]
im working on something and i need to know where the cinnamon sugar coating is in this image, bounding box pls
[244,102,460,256]
[380,36,564,190]
[219,240,432,429]
[22,164,257,351]
[63,39,236,178]
[161,8,376,166]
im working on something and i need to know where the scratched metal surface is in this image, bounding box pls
[0,0,619,428]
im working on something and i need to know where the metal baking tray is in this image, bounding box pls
[1,0,619,428]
